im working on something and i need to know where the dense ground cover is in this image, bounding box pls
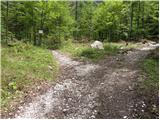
[1,42,58,111]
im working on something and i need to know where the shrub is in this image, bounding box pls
[45,35,62,49]
[80,48,105,60]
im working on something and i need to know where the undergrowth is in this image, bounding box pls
[1,41,58,110]
[135,58,159,119]
[60,40,121,61]
[79,44,120,61]
[142,58,159,89]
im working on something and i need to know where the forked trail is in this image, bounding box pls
[14,44,158,119]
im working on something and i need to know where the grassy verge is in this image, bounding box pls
[60,41,123,61]
[1,41,58,111]
[142,58,159,89]
[60,40,89,57]
[79,44,120,61]
[135,58,159,118]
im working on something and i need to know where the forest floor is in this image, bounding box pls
[2,42,159,119]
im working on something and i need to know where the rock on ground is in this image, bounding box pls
[91,41,104,49]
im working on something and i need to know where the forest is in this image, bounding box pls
[1,1,159,46]
[1,0,159,119]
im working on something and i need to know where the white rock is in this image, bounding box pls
[123,116,127,119]
[63,109,67,112]
[48,66,53,70]
[128,86,133,90]
[91,41,104,49]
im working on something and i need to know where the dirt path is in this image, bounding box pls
[14,44,158,119]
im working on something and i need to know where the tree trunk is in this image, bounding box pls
[32,4,36,45]
[137,0,140,40]
[74,1,78,40]
[129,1,133,40]
[6,1,9,44]
[39,8,44,46]
[141,1,145,39]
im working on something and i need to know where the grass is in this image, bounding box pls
[1,41,58,110]
[60,40,89,57]
[80,44,120,61]
[134,58,159,119]
[60,40,122,61]
[142,58,159,89]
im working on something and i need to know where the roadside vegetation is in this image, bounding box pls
[142,58,159,89]
[1,41,58,111]
[78,44,120,61]
[60,40,138,61]
[134,58,159,119]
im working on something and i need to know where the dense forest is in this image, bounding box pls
[1,0,159,119]
[1,0,159,48]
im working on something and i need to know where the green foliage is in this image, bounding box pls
[1,1,158,46]
[92,1,126,41]
[1,41,58,108]
[44,1,74,45]
[45,35,62,49]
[80,48,105,60]
[79,44,120,60]
[8,81,17,90]
[91,1,158,41]
[60,41,120,61]
[60,40,89,56]
[135,58,159,119]
[142,59,159,88]
[1,1,74,46]
[73,1,95,40]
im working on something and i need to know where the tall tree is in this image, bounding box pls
[129,1,134,39]
[5,1,9,44]
[136,0,140,39]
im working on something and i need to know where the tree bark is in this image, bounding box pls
[74,1,78,40]
[141,1,145,39]
[137,0,140,40]
[39,7,44,46]
[129,1,133,40]
[6,1,9,44]
[32,3,37,46]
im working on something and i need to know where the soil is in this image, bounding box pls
[2,43,159,119]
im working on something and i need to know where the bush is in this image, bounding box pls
[104,44,120,55]
[60,40,89,57]
[45,35,62,49]
[79,43,120,60]
[80,48,105,60]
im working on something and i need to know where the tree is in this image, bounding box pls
[1,1,159,46]
[6,1,9,44]
[129,1,134,40]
